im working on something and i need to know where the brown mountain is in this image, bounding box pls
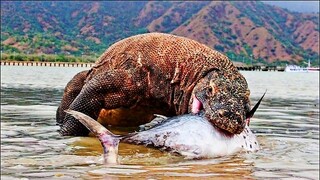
[141,1,319,64]
[1,1,319,65]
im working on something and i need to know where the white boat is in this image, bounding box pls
[285,60,319,72]
[285,65,308,72]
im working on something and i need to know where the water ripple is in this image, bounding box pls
[1,67,319,179]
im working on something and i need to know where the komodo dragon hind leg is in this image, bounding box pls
[59,69,147,136]
[56,70,89,125]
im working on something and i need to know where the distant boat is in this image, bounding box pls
[285,65,308,72]
[285,60,319,72]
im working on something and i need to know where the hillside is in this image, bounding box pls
[1,1,319,65]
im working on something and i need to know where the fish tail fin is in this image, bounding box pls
[65,109,122,164]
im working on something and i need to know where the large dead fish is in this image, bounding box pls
[66,107,261,164]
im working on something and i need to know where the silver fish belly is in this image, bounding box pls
[65,110,260,163]
[124,114,259,158]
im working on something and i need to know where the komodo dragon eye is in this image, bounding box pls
[207,87,213,95]
[207,81,218,96]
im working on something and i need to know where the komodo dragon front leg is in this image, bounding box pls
[56,70,89,125]
[59,69,147,136]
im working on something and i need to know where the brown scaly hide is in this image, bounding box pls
[56,70,89,125]
[57,33,250,136]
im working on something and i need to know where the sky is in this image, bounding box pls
[262,1,319,13]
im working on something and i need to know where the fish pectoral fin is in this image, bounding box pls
[139,114,169,131]
[238,126,260,152]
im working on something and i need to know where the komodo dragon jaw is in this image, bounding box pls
[190,70,252,135]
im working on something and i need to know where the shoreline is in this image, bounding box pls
[1,60,285,71]
[0,61,95,68]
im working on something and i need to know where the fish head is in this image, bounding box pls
[191,70,251,134]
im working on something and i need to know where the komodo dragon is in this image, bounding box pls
[57,32,253,136]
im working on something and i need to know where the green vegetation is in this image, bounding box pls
[0,52,97,63]
[225,51,264,65]
[0,1,149,57]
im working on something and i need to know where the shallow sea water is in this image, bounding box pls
[1,66,319,179]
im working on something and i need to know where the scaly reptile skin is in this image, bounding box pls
[56,70,89,126]
[57,33,251,136]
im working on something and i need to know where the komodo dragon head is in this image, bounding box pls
[190,70,263,135]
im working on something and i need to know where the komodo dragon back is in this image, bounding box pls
[57,33,251,136]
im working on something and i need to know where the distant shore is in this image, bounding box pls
[1,60,94,68]
[1,60,286,71]
[0,53,97,64]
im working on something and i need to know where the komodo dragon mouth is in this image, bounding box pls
[190,93,265,136]
[189,70,265,135]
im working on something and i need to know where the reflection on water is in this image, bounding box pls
[1,66,319,179]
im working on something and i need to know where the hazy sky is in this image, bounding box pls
[263,1,319,13]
